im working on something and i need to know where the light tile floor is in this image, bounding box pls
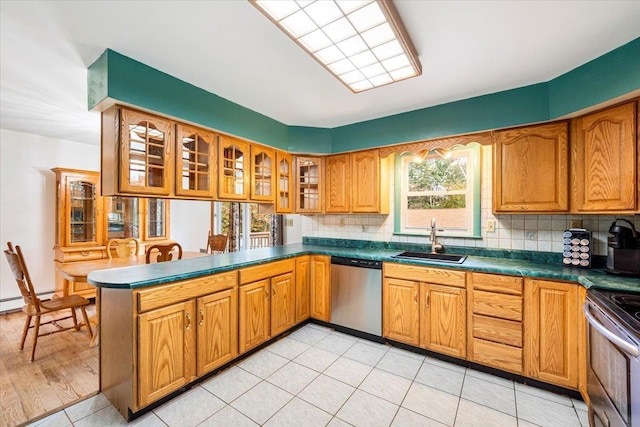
[28,324,589,427]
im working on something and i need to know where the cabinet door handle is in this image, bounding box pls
[265,288,269,301]
[185,312,191,330]
[199,309,204,326]
[425,293,430,308]
[80,251,90,256]
[413,292,418,304]
[272,286,277,297]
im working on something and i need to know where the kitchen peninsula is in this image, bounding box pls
[90,239,639,420]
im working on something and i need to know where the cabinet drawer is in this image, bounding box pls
[239,259,295,285]
[472,338,523,374]
[473,290,522,321]
[472,315,522,347]
[136,271,237,313]
[384,263,466,288]
[60,249,105,262]
[470,273,522,295]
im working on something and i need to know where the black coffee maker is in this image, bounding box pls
[605,219,640,276]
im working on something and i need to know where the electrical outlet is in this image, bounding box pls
[487,220,496,232]
[284,218,294,227]
[362,226,367,232]
[526,230,537,240]
[569,219,583,229]
[339,218,345,227]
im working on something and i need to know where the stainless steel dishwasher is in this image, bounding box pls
[330,256,382,337]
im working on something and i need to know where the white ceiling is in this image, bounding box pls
[1,1,639,146]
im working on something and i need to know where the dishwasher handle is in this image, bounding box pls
[331,256,382,269]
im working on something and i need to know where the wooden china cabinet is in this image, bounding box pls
[251,145,275,203]
[295,156,323,213]
[53,168,171,298]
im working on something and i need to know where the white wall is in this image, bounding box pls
[169,200,212,253]
[0,129,100,311]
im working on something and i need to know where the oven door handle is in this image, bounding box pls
[583,302,639,357]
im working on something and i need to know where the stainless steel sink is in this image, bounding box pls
[392,251,467,264]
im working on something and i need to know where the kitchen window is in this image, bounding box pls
[395,145,481,238]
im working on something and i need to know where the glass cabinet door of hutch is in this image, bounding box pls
[176,126,216,198]
[106,197,140,240]
[122,109,172,195]
[221,141,248,198]
[277,154,292,213]
[252,149,274,201]
[145,198,168,240]
[68,179,99,245]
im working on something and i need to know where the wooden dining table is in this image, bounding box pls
[56,251,206,347]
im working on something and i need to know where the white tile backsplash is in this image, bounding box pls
[301,147,639,256]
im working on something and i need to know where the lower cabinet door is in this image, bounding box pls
[310,255,331,321]
[239,279,271,354]
[295,256,311,323]
[197,288,238,376]
[271,272,295,336]
[421,284,466,359]
[137,300,196,408]
[382,277,420,346]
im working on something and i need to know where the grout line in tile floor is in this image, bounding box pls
[28,323,588,427]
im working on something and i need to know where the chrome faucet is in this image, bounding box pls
[430,218,445,254]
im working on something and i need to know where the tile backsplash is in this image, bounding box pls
[301,146,639,256]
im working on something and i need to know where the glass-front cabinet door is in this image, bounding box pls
[276,151,293,213]
[175,124,217,198]
[53,168,103,248]
[251,145,275,202]
[218,136,249,200]
[296,157,323,213]
[143,198,170,240]
[105,196,140,240]
[119,108,173,196]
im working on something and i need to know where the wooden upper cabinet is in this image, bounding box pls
[493,122,569,213]
[275,151,293,213]
[251,145,275,202]
[571,101,637,212]
[175,124,217,198]
[325,154,351,213]
[296,156,323,213]
[218,136,250,200]
[103,107,173,196]
[352,150,385,213]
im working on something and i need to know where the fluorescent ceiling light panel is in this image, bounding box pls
[251,0,421,92]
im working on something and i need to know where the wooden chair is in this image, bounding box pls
[106,237,140,258]
[206,231,228,254]
[145,242,183,264]
[3,242,93,362]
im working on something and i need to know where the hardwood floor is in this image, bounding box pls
[0,304,98,427]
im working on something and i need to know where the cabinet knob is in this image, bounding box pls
[185,312,191,330]
[425,293,430,308]
[199,309,204,326]
[414,292,418,304]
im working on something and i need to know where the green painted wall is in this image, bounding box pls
[331,83,549,150]
[88,50,289,150]
[287,126,332,153]
[88,38,639,154]
[548,37,640,118]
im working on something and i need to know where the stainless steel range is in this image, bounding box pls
[584,289,640,427]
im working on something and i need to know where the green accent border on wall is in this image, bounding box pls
[548,37,640,118]
[88,37,640,154]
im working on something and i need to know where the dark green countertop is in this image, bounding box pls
[87,242,640,293]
